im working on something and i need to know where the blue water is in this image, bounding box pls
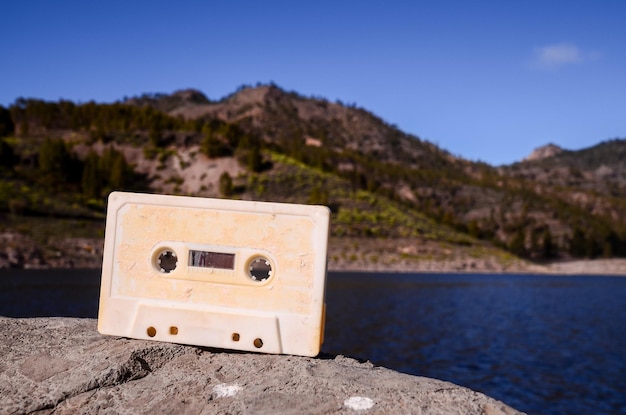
[323,273,626,415]
[1,270,625,415]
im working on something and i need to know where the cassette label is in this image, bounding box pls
[97,192,330,356]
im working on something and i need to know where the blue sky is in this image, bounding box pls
[2,1,625,165]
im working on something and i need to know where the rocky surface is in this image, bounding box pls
[0,317,523,414]
[0,232,103,269]
[543,258,626,275]
[327,237,547,274]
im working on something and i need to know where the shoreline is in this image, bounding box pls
[2,231,626,275]
[4,256,626,277]
[328,258,626,276]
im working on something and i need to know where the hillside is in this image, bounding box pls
[509,139,626,197]
[0,85,625,270]
[143,84,626,260]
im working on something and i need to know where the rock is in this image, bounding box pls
[545,258,626,274]
[0,317,524,414]
[0,232,43,269]
[523,143,564,162]
[0,232,104,269]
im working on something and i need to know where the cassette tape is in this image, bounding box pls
[97,191,330,357]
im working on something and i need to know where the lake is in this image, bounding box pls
[1,270,625,415]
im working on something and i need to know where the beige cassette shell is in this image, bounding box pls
[98,192,330,357]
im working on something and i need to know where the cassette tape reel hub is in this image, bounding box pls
[154,249,177,273]
[98,192,330,357]
[248,256,273,281]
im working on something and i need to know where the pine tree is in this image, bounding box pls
[308,185,329,206]
[108,152,125,189]
[39,138,69,174]
[247,144,263,173]
[0,106,15,138]
[569,228,587,258]
[39,138,80,185]
[81,152,101,198]
[467,220,480,238]
[0,139,17,168]
[219,172,233,197]
[202,131,227,158]
[541,228,555,259]
[509,229,526,257]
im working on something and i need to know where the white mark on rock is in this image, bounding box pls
[213,383,242,398]
[344,396,374,410]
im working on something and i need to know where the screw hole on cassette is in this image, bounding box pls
[147,326,157,337]
[155,249,177,273]
[232,333,240,342]
[248,257,272,282]
[253,338,263,348]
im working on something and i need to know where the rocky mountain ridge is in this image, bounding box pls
[166,84,451,167]
[508,138,626,196]
[523,143,564,161]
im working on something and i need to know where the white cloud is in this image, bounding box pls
[530,43,599,70]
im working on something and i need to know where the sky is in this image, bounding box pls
[2,1,626,166]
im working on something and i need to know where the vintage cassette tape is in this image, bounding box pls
[97,191,330,357]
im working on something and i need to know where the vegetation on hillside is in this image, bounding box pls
[1,84,625,261]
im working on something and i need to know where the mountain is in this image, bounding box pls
[509,139,626,196]
[160,84,455,168]
[123,89,212,113]
[523,143,564,162]
[1,84,625,269]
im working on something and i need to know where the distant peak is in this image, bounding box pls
[170,89,210,104]
[523,143,564,162]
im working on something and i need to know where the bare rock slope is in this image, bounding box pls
[522,143,564,162]
[0,317,522,414]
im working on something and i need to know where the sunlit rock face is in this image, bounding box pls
[523,143,564,162]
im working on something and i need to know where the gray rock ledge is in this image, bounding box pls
[0,317,523,414]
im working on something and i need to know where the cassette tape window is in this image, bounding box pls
[189,250,235,270]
